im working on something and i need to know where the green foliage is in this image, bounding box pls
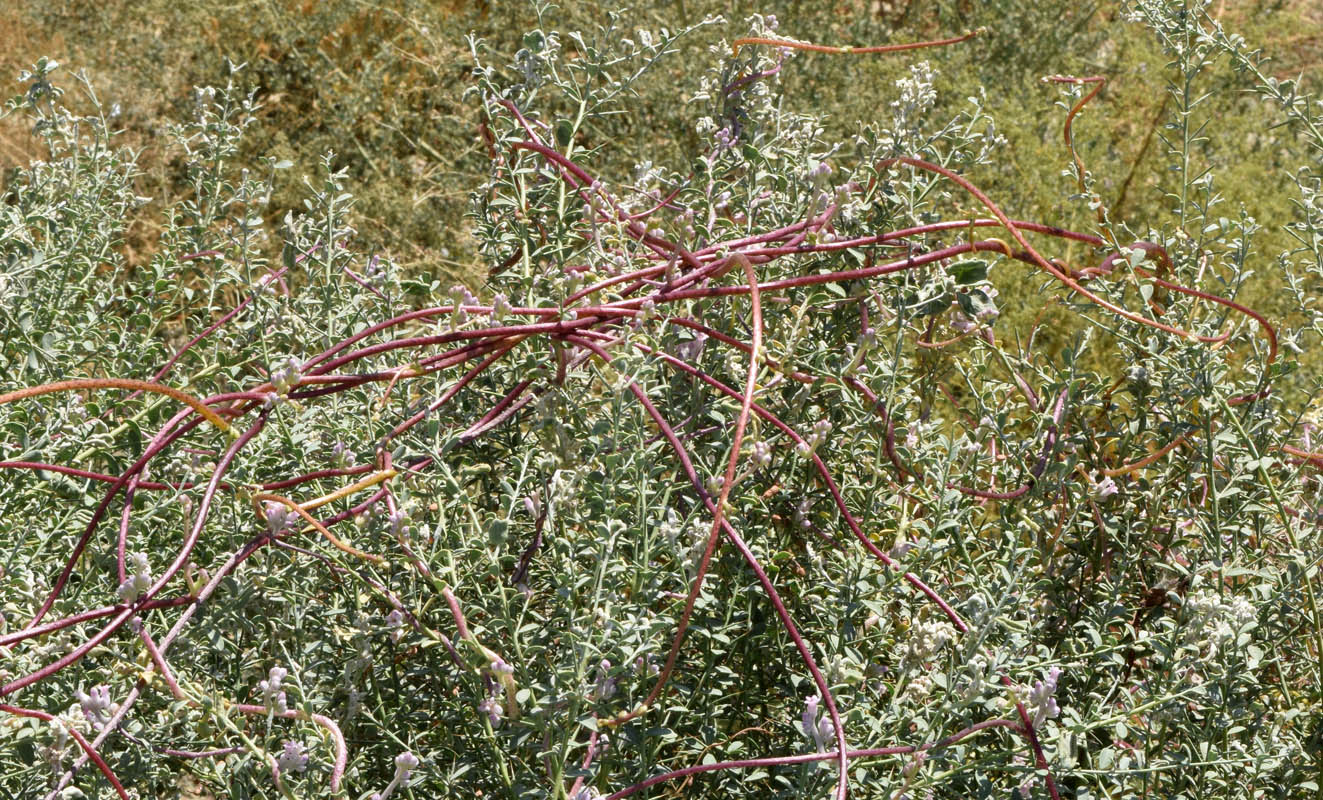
[1,3,1322,800]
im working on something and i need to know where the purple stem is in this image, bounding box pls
[568,335,850,800]
[603,718,1022,800]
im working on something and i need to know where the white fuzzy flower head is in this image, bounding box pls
[1180,590,1257,655]
[386,609,406,643]
[116,553,152,604]
[901,616,957,670]
[269,356,301,394]
[900,673,933,705]
[371,752,421,800]
[76,685,115,730]
[750,440,772,468]
[809,418,832,448]
[276,740,308,774]
[892,61,938,132]
[259,666,289,714]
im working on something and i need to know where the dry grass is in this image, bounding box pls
[2,0,1320,370]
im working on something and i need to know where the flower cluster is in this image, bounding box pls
[796,418,832,457]
[116,553,152,604]
[448,283,479,328]
[800,693,835,752]
[269,356,301,394]
[592,659,618,701]
[477,692,502,726]
[363,254,389,290]
[264,501,297,535]
[1180,590,1257,656]
[259,666,289,714]
[76,685,116,731]
[1027,666,1063,727]
[900,616,957,671]
[276,739,309,774]
[370,751,420,800]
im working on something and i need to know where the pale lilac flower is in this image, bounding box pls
[276,740,308,774]
[809,160,833,186]
[76,685,114,730]
[801,693,819,738]
[388,509,409,537]
[449,284,478,326]
[713,127,734,151]
[386,609,406,643]
[800,694,835,751]
[364,255,388,289]
[1093,475,1119,501]
[478,695,502,725]
[593,660,618,700]
[905,420,929,450]
[974,300,999,322]
[265,501,296,535]
[1028,666,1062,727]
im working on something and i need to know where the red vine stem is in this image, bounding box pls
[873,156,1277,362]
[568,334,850,798]
[604,718,1020,800]
[0,702,130,799]
[731,28,984,58]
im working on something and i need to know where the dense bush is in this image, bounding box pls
[2,2,1322,799]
